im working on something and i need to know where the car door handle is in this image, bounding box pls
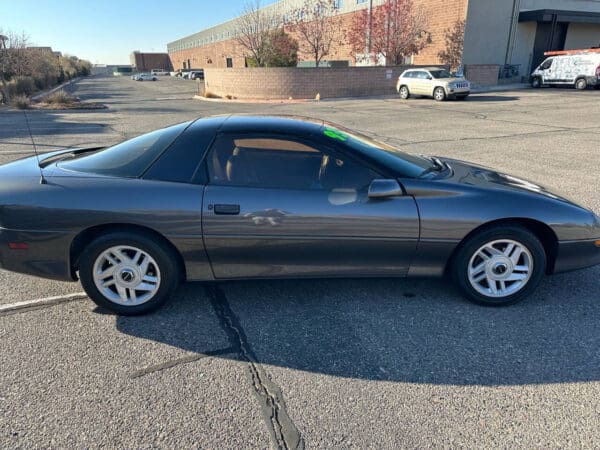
[212,204,240,215]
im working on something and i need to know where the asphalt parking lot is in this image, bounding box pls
[1,74,599,448]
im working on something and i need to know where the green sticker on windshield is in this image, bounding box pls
[323,128,348,142]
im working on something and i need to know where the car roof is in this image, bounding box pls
[212,115,325,136]
[405,67,446,72]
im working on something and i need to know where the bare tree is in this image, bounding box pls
[0,30,32,103]
[235,0,280,67]
[438,19,465,72]
[346,0,431,66]
[290,0,342,68]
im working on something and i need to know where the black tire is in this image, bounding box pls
[531,77,542,88]
[451,225,546,307]
[79,232,180,315]
[575,78,587,90]
[399,85,410,99]
[433,87,446,101]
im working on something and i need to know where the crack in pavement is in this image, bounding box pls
[205,284,304,450]
[129,347,237,379]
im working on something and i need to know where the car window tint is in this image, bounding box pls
[430,69,452,78]
[59,122,191,177]
[417,71,430,79]
[403,71,414,78]
[540,58,553,70]
[207,135,379,191]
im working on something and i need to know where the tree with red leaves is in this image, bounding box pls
[346,0,431,66]
[289,0,342,67]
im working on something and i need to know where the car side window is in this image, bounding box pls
[540,59,553,70]
[206,135,380,191]
[404,72,414,78]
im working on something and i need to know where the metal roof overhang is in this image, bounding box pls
[519,9,600,24]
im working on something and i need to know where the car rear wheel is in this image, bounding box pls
[451,226,546,306]
[575,78,587,90]
[79,232,179,315]
[399,86,410,99]
[433,87,446,101]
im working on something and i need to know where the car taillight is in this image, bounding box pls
[596,65,600,78]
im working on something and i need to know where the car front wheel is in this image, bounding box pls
[531,77,542,88]
[79,232,179,315]
[433,87,446,101]
[451,226,546,306]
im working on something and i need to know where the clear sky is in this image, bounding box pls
[0,0,278,65]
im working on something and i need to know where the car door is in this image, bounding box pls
[409,71,425,95]
[417,71,434,96]
[539,58,555,83]
[201,133,420,279]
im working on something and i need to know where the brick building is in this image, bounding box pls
[130,51,172,72]
[168,0,600,78]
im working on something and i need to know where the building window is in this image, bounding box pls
[226,57,233,68]
[334,0,343,8]
[357,0,367,3]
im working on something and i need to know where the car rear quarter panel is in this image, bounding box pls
[1,175,213,281]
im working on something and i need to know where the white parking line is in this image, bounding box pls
[0,292,88,314]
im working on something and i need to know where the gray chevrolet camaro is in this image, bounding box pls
[1,115,599,314]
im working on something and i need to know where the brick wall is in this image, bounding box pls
[169,0,470,70]
[463,64,499,86]
[131,53,172,72]
[412,0,469,65]
[203,65,444,99]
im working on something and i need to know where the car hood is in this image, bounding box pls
[439,77,469,84]
[438,157,578,204]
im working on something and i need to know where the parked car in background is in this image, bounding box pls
[531,51,600,90]
[396,68,471,101]
[0,115,598,314]
[182,68,204,79]
[150,69,169,76]
[132,73,157,81]
[189,70,204,80]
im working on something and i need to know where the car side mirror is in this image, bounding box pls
[368,179,403,198]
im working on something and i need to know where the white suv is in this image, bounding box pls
[396,68,470,101]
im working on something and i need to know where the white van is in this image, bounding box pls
[531,53,600,90]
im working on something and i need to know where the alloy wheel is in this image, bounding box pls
[467,239,533,298]
[92,245,161,306]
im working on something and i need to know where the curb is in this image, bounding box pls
[193,95,314,104]
[31,77,81,101]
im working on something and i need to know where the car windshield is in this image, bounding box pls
[430,69,453,79]
[321,124,435,178]
[58,121,191,177]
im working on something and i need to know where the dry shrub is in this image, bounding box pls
[8,76,36,97]
[45,90,75,105]
[204,91,221,99]
[10,94,31,109]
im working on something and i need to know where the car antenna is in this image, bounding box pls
[23,109,46,184]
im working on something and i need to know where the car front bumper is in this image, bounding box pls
[447,87,470,98]
[0,227,75,281]
[554,239,600,273]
